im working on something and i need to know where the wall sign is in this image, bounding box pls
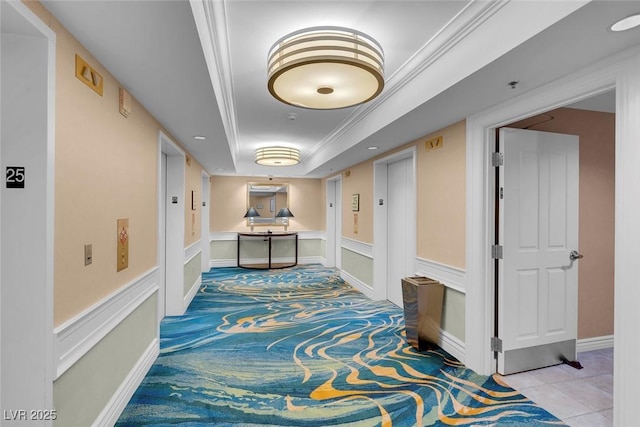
[6,166,25,188]
[352,193,360,212]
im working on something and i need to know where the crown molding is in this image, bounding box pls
[189,0,240,165]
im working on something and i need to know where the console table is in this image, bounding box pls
[237,232,298,269]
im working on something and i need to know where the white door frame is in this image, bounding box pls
[466,46,640,425]
[157,131,186,317]
[1,0,56,417]
[373,147,417,301]
[201,172,211,273]
[325,175,342,268]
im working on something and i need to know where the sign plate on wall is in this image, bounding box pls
[6,166,25,188]
[117,218,129,272]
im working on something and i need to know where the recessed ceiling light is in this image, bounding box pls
[368,146,379,150]
[611,13,640,32]
[193,135,207,140]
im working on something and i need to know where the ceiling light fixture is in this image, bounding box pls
[611,13,640,32]
[255,147,300,166]
[267,26,384,109]
[193,135,207,140]
[367,146,379,150]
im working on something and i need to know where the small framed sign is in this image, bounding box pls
[352,193,360,212]
[6,166,25,189]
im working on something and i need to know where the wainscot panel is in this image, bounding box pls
[53,293,158,426]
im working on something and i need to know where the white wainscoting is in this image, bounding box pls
[53,267,159,379]
[438,330,466,364]
[209,231,326,268]
[577,335,614,353]
[94,338,159,427]
[341,237,373,259]
[415,257,466,293]
[340,269,376,300]
[185,239,202,264]
[184,276,202,309]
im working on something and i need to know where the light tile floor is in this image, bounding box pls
[496,348,614,427]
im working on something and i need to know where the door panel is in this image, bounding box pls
[498,128,579,374]
[387,158,412,307]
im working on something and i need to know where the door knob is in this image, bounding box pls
[569,250,584,261]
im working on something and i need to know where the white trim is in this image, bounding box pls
[159,131,186,317]
[184,276,201,310]
[185,240,202,264]
[577,336,614,354]
[1,1,57,415]
[465,46,640,377]
[209,257,325,269]
[298,256,325,265]
[297,230,325,240]
[54,268,159,379]
[340,270,376,300]
[210,231,237,241]
[188,0,239,163]
[210,259,236,268]
[341,237,373,259]
[415,257,466,294]
[93,338,159,427]
[373,146,417,302]
[438,329,466,364]
[201,172,211,273]
[209,231,325,242]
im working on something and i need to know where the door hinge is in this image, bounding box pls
[492,152,504,167]
[491,336,503,353]
[491,245,503,259]
[500,187,504,199]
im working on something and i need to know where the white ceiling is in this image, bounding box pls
[41,1,640,178]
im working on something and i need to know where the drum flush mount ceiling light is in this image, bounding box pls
[267,26,384,109]
[255,146,300,166]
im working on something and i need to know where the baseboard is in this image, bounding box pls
[93,337,159,427]
[53,268,159,379]
[415,257,466,294]
[184,276,202,310]
[210,258,237,268]
[209,258,326,269]
[577,335,614,353]
[438,329,466,364]
[340,269,376,300]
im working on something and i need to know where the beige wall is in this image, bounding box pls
[509,108,615,339]
[25,1,205,325]
[330,120,467,268]
[211,176,323,232]
[341,162,374,243]
[416,121,466,268]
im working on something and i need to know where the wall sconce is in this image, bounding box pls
[244,207,260,232]
[276,207,294,231]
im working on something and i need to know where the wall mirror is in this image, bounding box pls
[247,183,289,226]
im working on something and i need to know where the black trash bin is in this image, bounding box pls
[401,276,444,351]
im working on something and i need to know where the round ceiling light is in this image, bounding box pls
[267,26,384,109]
[611,13,640,32]
[255,146,300,166]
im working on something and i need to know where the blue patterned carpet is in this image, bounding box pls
[117,265,564,426]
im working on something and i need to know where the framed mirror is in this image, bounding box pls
[247,183,289,226]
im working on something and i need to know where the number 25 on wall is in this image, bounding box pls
[6,166,25,189]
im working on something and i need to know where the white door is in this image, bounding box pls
[498,128,579,374]
[325,177,342,269]
[158,153,167,323]
[387,158,413,307]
